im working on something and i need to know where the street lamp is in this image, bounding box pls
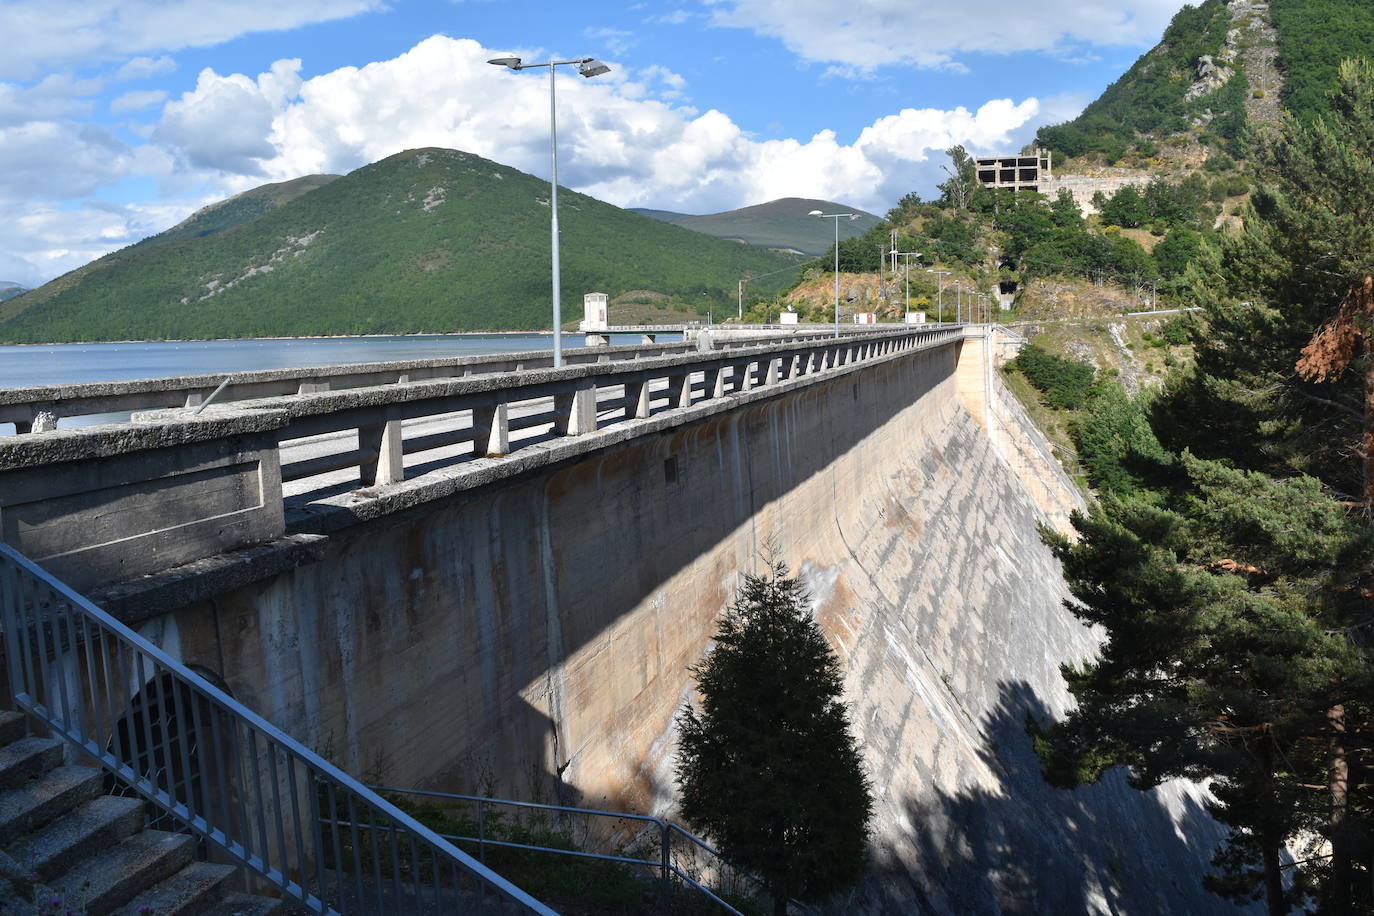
[489,54,612,367]
[809,210,858,337]
[894,251,921,317]
[926,269,950,323]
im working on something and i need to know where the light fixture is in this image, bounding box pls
[810,210,858,338]
[487,53,613,367]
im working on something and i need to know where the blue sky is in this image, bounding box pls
[0,0,1189,287]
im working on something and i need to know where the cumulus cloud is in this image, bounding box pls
[706,0,1188,70]
[0,0,384,80]
[144,36,1039,215]
[6,34,1048,285]
[155,59,302,173]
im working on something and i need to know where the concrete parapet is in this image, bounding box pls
[3,327,960,592]
[0,411,288,591]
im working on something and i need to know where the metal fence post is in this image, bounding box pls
[660,819,671,912]
[479,798,487,866]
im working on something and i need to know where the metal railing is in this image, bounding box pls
[0,542,557,915]
[363,787,765,915]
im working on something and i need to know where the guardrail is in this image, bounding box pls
[0,541,558,915]
[360,786,765,915]
[0,325,954,433]
[0,325,967,592]
[0,339,700,432]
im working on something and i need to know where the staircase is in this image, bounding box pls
[0,711,280,916]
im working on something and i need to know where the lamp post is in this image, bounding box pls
[926,269,949,323]
[894,251,920,316]
[809,210,858,337]
[489,54,611,367]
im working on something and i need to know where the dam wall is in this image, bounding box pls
[124,339,1236,914]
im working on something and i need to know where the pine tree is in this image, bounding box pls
[1038,59,1374,915]
[676,559,873,916]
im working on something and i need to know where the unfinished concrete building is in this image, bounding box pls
[975,148,1053,192]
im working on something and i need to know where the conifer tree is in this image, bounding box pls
[1038,60,1374,915]
[676,558,873,916]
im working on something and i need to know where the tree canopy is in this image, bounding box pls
[676,558,873,916]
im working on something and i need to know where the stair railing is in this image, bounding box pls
[363,786,764,915]
[0,542,557,915]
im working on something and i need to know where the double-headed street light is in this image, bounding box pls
[809,210,858,337]
[489,54,611,367]
[926,269,950,322]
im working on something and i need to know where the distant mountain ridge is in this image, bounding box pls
[0,149,803,343]
[0,282,27,303]
[632,198,881,256]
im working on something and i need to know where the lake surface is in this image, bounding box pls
[0,333,680,390]
[0,333,681,433]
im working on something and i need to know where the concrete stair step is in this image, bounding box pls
[200,892,284,916]
[110,860,237,916]
[0,737,63,791]
[6,794,145,882]
[0,711,27,747]
[50,829,195,915]
[0,763,104,847]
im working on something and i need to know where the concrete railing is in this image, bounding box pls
[0,326,965,592]
[0,340,700,433]
[0,325,952,433]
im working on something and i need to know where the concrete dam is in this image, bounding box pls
[0,327,1242,914]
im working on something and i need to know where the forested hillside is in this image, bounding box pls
[0,149,801,342]
[1009,61,1374,915]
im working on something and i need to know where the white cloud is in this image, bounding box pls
[0,193,212,287]
[111,89,170,114]
[0,76,100,128]
[583,27,636,58]
[0,0,384,80]
[116,56,177,81]
[706,0,1187,71]
[155,60,303,173]
[131,36,1040,217]
[6,35,1048,285]
[645,9,693,25]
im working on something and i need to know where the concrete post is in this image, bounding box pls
[665,373,693,409]
[584,332,611,348]
[703,367,722,400]
[472,402,510,457]
[360,419,404,486]
[555,380,599,435]
[640,334,657,344]
[765,358,780,386]
[298,380,330,394]
[625,381,651,419]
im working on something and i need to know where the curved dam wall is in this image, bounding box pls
[148,340,1240,914]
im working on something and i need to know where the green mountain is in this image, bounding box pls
[632,198,881,256]
[0,150,803,343]
[1035,0,1374,163]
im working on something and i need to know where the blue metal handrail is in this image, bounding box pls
[364,786,761,915]
[0,542,557,915]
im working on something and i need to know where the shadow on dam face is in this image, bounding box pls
[147,342,1249,914]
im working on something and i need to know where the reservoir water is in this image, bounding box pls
[0,332,681,433]
[0,333,682,390]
